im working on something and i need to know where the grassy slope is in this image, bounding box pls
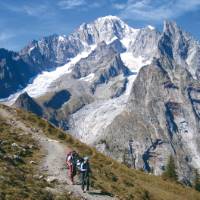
[0,106,77,200]
[1,104,200,200]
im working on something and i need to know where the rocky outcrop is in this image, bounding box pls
[14,92,43,116]
[159,21,200,79]
[20,34,84,71]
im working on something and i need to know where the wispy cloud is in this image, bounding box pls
[0,32,18,50]
[58,0,86,10]
[112,3,126,10]
[0,32,14,42]
[0,2,49,17]
[57,0,103,10]
[113,0,200,22]
[22,5,48,16]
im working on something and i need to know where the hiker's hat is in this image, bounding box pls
[84,156,89,161]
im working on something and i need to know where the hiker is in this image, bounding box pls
[80,156,91,192]
[66,150,77,184]
[76,157,84,183]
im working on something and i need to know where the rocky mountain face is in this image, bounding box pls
[1,16,200,183]
[0,49,37,98]
[99,57,200,183]
[89,21,200,183]
[19,34,84,71]
[129,26,160,59]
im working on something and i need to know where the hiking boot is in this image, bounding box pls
[71,181,75,185]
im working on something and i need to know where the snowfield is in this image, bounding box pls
[120,52,152,96]
[69,97,127,144]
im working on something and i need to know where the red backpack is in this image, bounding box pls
[66,151,72,169]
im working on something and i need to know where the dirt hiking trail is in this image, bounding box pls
[0,107,116,200]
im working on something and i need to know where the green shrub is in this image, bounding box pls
[58,132,66,140]
[162,155,178,182]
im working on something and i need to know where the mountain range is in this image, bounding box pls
[1,15,200,184]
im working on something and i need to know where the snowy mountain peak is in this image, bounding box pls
[95,15,124,24]
[93,15,139,33]
[76,15,140,47]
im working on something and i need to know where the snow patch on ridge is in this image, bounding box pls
[120,29,139,49]
[147,25,155,30]
[186,47,198,80]
[121,52,149,72]
[58,35,65,42]
[80,73,95,82]
[28,46,35,54]
[106,36,118,45]
[120,52,152,96]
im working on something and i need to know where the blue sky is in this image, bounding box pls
[1,0,200,51]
